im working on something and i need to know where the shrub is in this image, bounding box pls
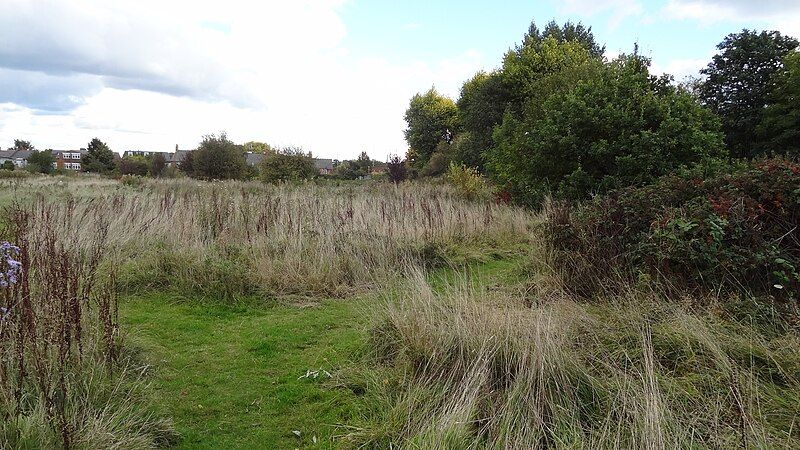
[259,147,317,183]
[118,155,150,176]
[120,174,145,188]
[546,158,800,300]
[445,162,490,201]
[191,133,247,180]
[386,155,408,184]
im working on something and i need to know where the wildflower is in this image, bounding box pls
[0,241,22,288]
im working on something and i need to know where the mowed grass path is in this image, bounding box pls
[121,295,368,449]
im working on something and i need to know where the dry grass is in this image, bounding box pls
[0,199,174,449]
[356,263,800,449]
[4,177,531,299]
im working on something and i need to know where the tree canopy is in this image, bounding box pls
[191,133,247,180]
[489,54,726,205]
[82,138,116,173]
[699,29,799,158]
[757,51,800,157]
[403,88,458,169]
[26,150,55,174]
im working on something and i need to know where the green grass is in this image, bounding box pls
[121,295,370,449]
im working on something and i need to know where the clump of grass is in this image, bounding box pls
[0,202,174,448]
[354,267,800,448]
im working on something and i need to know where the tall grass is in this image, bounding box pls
[0,201,174,448]
[8,178,531,300]
[356,266,800,448]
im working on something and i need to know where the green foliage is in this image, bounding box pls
[1,161,14,171]
[699,30,799,158]
[191,133,247,180]
[335,151,374,180]
[82,138,116,173]
[757,51,800,157]
[454,72,508,170]
[259,147,316,183]
[242,141,275,155]
[490,54,726,206]
[445,162,490,201]
[25,150,55,174]
[546,158,800,299]
[118,155,150,176]
[403,88,458,169]
[420,141,452,177]
[150,152,166,177]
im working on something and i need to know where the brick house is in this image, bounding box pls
[52,150,87,171]
[314,158,334,175]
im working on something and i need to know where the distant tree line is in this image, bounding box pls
[402,21,799,205]
[3,133,390,184]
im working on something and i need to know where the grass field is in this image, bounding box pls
[2,175,800,449]
[122,295,367,449]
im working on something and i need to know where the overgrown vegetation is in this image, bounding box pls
[545,157,800,301]
[0,202,174,449]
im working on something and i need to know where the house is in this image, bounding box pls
[0,150,15,167]
[52,150,87,171]
[314,158,334,175]
[1,149,35,168]
[123,150,172,159]
[167,149,193,168]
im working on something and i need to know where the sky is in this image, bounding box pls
[1,0,799,160]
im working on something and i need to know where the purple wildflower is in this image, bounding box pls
[0,241,21,288]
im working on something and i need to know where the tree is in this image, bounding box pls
[521,20,605,59]
[82,138,116,173]
[191,133,247,180]
[259,147,317,183]
[1,161,14,171]
[118,155,150,176]
[757,51,800,157]
[454,72,508,171]
[13,140,34,151]
[699,29,799,158]
[150,153,166,177]
[386,155,408,184]
[178,151,194,174]
[243,141,275,155]
[403,88,458,169]
[26,150,55,174]
[489,54,726,205]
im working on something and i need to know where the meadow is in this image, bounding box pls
[1,175,799,449]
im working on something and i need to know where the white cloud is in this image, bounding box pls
[664,0,800,36]
[0,0,483,159]
[558,0,645,28]
[650,57,709,81]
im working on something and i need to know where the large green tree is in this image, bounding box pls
[191,133,247,180]
[489,54,726,205]
[82,138,116,173]
[757,51,800,157]
[699,29,798,158]
[450,21,603,172]
[403,88,458,169]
